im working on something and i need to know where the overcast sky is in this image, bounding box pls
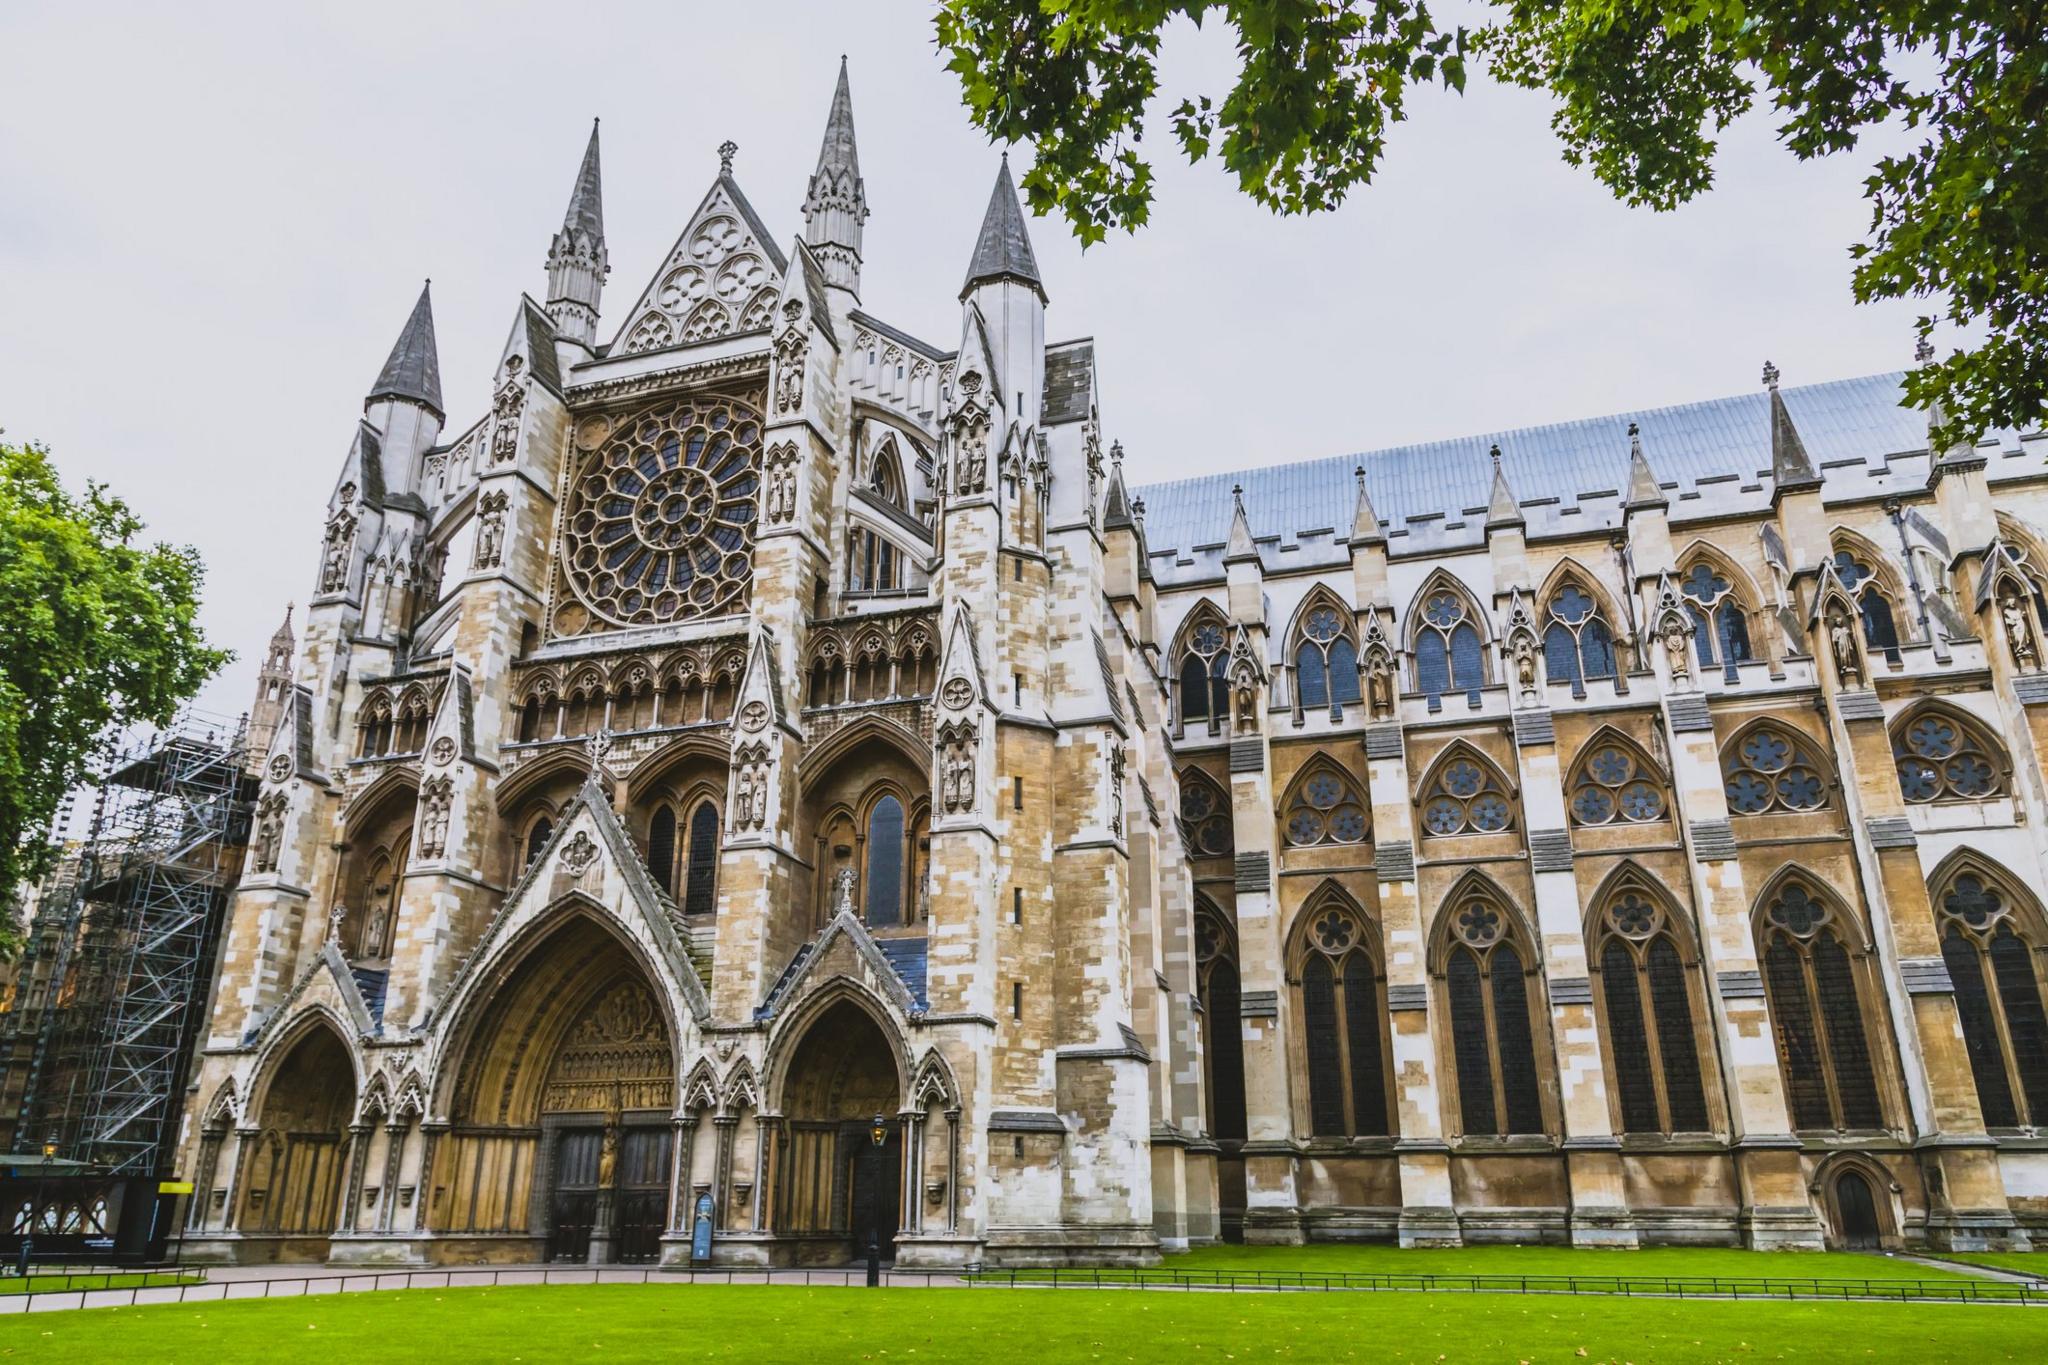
[0,2,1926,718]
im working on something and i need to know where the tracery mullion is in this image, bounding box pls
[1945,928,2019,1127]
[1799,951,1844,1129]
[1987,930,2048,1124]
[1480,955,1509,1135]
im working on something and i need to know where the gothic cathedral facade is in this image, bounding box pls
[185,62,2048,1266]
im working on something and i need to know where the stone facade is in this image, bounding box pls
[179,62,2048,1266]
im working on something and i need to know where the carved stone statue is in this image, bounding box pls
[418,777,453,859]
[2001,589,2038,670]
[831,865,857,916]
[1365,653,1394,720]
[1661,616,1691,683]
[597,1121,619,1188]
[253,792,285,874]
[473,491,507,570]
[1232,667,1259,735]
[360,897,391,961]
[490,381,525,464]
[1512,635,1537,698]
[1827,608,1862,688]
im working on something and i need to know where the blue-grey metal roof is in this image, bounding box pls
[1131,371,1954,583]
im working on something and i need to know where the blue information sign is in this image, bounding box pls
[691,1192,714,1261]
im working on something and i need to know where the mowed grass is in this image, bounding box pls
[0,1270,205,1296]
[1160,1243,1982,1282]
[5,1283,2047,1363]
[1919,1252,2048,1280]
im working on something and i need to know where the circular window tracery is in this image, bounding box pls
[1570,744,1666,826]
[1179,774,1235,857]
[1894,711,2003,803]
[560,396,762,628]
[1283,764,1369,847]
[1421,752,1513,836]
[1722,724,1829,815]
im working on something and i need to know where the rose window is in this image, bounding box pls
[1722,724,1829,815]
[1607,892,1659,938]
[1455,902,1502,946]
[1569,744,1666,826]
[1767,883,1827,937]
[1179,775,1235,857]
[1421,752,1514,836]
[560,397,761,628]
[1283,765,1368,847]
[1893,711,2003,803]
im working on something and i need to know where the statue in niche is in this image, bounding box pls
[253,792,286,874]
[1827,607,1862,688]
[831,865,857,916]
[1512,635,1537,700]
[2000,588,2038,670]
[1365,653,1394,720]
[1232,666,1259,735]
[359,895,392,961]
[1661,615,1691,684]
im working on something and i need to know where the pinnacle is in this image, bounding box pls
[562,119,604,241]
[961,156,1042,300]
[367,281,442,415]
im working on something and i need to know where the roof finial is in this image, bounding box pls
[1915,336,1936,366]
[1761,359,1780,391]
[1489,442,1503,470]
[1355,463,1366,489]
[718,140,738,175]
[1110,439,1124,466]
[1232,483,1245,511]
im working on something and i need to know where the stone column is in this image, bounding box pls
[668,1117,695,1234]
[225,1127,258,1231]
[188,1132,224,1231]
[375,1122,407,1233]
[413,1124,444,1233]
[337,1123,374,1235]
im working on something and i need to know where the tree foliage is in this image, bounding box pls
[0,440,228,943]
[934,1,2047,446]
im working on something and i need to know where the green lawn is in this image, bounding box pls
[1917,1252,2048,1281]
[0,1270,205,1296]
[3,1284,2042,1363]
[1159,1243,1981,1282]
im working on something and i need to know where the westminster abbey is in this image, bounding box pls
[180,61,2048,1265]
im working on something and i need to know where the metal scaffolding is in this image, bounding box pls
[0,709,252,1175]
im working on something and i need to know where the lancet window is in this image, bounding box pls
[1177,769,1234,858]
[1281,761,1370,848]
[1933,867,2048,1129]
[646,796,721,915]
[1293,601,1362,716]
[1541,583,1617,697]
[1892,708,2006,804]
[1722,724,1831,815]
[1590,882,1711,1134]
[1176,612,1231,735]
[1196,906,1247,1141]
[1440,885,1546,1137]
[1831,548,1902,658]
[1679,559,1754,681]
[1413,587,1485,709]
[1567,738,1667,827]
[1296,897,1392,1138]
[1758,879,1886,1131]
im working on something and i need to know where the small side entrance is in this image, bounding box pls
[1833,1170,1883,1250]
[847,1125,902,1263]
[547,1129,600,1262]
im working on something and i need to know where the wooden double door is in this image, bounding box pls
[546,1125,671,1263]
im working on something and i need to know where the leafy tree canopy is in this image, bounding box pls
[934,1,2046,446]
[0,440,228,945]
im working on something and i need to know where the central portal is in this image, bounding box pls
[778,999,904,1264]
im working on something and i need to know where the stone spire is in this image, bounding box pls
[1624,421,1667,510]
[1102,441,1134,530]
[1224,484,1259,564]
[961,155,1043,301]
[1763,361,1822,494]
[802,57,868,298]
[1917,336,1982,478]
[368,281,443,417]
[546,120,610,344]
[1485,444,1523,529]
[1351,465,1384,544]
[247,603,296,774]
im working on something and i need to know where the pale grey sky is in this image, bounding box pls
[0,2,1924,717]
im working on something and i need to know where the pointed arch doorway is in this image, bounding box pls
[777,998,904,1264]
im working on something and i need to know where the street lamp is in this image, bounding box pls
[865,1113,888,1287]
[869,1113,888,1149]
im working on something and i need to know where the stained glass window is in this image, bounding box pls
[1722,725,1831,814]
[1297,903,1391,1138]
[1421,751,1514,836]
[1832,549,1901,656]
[1569,742,1666,826]
[1893,710,2004,803]
[1197,910,1248,1142]
[1414,588,1485,709]
[1933,870,2048,1128]
[1595,888,1710,1134]
[1759,880,1885,1130]
[1542,583,1618,697]
[1178,615,1231,730]
[1282,764,1370,847]
[1178,770,1234,857]
[1679,560,1753,681]
[1293,603,1363,714]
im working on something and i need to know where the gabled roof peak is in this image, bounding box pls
[961,156,1043,301]
[368,281,442,415]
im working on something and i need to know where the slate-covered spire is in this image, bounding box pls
[961,155,1044,301]
[1224,484,1259,564]
[1351,465,1384,544]
[368,281,443,417]
[547,120,610,345]
[1763,360,1822,494]
[247,603,296,775]
[1102,440,1134,530]
[1485,444,1523,529]
[803,57,868,298]
[1624,421,1667,511]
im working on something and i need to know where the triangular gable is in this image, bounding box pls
[755,909,924,1022]
[776,238,838,350]
[241,940,377,1050]
[423,664,481,768]
[432,776,712,1034]
[498,294,563,396]
[263,684,328,788]
[733,626,795,738]
[936,603,989,709]
[610,175,788,356]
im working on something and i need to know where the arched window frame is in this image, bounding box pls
[1277,757,1371,848]
[1585,870,1715,1137]
[1753,873,1890,1133]
[521,811,555,871]
[356,691,394,758]
[1172,602,1233,737]
[1928,856,2048,1130]
[1565,729,1671,828]
[1829,539,1905,659]
[682,795,722,916]
[1675,547,1759,682]
[1537,570,1619,699]
[869,436,907,508]
[1177,767,1234,859]
[1889,703,2010,805]
[1287,589,1363,719]
[1289,887,1394,1139]
[1407,573,1489,712]
[821,784,926,931]
[1432,875,1550,1139]
[1194,901,1247,1142]
[1720,720,1835,816]
[1416,742,1518,838]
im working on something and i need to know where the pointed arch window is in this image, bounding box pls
[524,816,553,870]
[864,794,906,928]
[1196,907,1246,1142]
[1282,763,1370,847]
[1178,769,1234,858]
[1893,709,2005,803]
[1177,616,1231,734]
[1759,880,1885,1131]
[1934,869,2048,1129]
[684,801,720,916]
[1442,888,1546,1137]
[1541,584,1617,697]
[1568,740,1666,826]
[1420,750,1515,836]
[1294,604,1362,715]
[1679,560,1753,681]
[1832,549,1902,658]
[1414,588,1485,710]
[1591,884,1710,1134]
[1296,900,1392,1138]
[1722,724,1831,815]
[647,806,677,891]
